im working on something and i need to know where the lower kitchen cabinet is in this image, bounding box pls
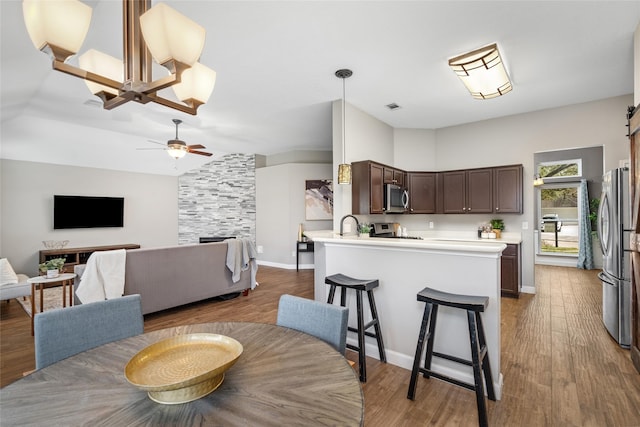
[501,243,521,298]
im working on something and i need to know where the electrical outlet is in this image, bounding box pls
[257,245,264,253]
[291,251,296,258]
[522,221,528,230]
[429,221,434,229]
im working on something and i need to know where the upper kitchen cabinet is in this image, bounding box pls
[352,161,385,214]
[383,167,405,187]
[493,165,523,213]
[441,168,493,214]
[408,172,437,214]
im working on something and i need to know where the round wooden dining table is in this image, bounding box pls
[0,322,364,426]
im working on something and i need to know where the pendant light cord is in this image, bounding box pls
[335,69,352,165]
[342,77,346,164]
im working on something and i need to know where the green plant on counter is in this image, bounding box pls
[39,257,66,273]
[490,219,504,231]
[358,223,372,234]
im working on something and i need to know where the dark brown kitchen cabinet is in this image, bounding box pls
[501,243,520,298]
[352,161,384,214]
[352,161,523,215]
[384,167,405,187]
[441,168,493,213]
[407,172,437,213]
[494,165,523,213]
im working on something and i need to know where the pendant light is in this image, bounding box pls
[336,69,353,185]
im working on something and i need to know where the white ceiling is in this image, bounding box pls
[1,1,639,176]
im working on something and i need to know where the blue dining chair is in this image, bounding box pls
[34,294,144,370]
[276,294,349,355]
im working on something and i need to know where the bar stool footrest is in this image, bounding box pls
[418,368,476,392]
[432,351,473,367]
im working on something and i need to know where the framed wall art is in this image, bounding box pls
[305,179,333,220]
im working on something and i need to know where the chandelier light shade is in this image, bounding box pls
[23,0,92,61]
[139,3,205,68]
[448,43,512,100]
[22,0,216,115]
[336,68,353,185]
[172,62,217,106]
[78,49,123,97]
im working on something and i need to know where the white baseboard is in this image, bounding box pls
[256,260,314,270]
[521,285,536,294]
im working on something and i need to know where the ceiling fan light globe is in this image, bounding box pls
[139,3,205,68]
[23,0,92,59]
[167,146,187,159]
[78,49,123,96]
[172,63,216,104]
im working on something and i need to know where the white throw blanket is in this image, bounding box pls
[76,249,127,304]
[225,238,258,289]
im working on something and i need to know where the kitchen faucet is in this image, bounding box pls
[339,215,360,236]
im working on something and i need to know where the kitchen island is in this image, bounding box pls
[305,231,507,399]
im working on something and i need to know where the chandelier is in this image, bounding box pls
[22,0,216,115]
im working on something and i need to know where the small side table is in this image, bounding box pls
[296,241,314,271]
[27,273,77,336]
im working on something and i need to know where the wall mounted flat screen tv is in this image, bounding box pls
[54,195,124,229]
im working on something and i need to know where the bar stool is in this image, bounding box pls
[407,287,495,427]
[324,273,386,382]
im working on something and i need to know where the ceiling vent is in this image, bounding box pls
[386,103,401,110]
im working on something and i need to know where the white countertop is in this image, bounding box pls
[304,229,521,252]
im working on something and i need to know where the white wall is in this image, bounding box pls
[393,128,437,171]
[256,162,332,267]
[1,160,178,275]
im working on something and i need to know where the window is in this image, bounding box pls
[538,183,580,255]
[537,159,582,181]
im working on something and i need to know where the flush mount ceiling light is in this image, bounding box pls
[336,68,353,185]
[22,0,216,115]
[448,43,512,100]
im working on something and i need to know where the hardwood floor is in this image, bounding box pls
[1,265,639,426]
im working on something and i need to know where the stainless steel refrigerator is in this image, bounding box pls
[597,167,631,348]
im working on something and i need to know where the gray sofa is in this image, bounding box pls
[75,242,252,315]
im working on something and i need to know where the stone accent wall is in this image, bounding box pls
[178,154,256,244]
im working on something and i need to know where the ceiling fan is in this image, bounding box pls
[139,119,212,159]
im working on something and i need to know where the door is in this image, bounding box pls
[494,165,523,213]
[467,168,493,213]
[628,105,640,373]
[441,170,466,213]
[408,172,436,214]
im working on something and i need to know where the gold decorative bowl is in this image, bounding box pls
[124,333,243,404]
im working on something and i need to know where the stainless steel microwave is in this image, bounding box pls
[384,184,408,213]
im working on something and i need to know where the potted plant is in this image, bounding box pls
[589,198,600,231]
[39,257,66,278]
[358,223,371,238]
[490,219,505,239]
